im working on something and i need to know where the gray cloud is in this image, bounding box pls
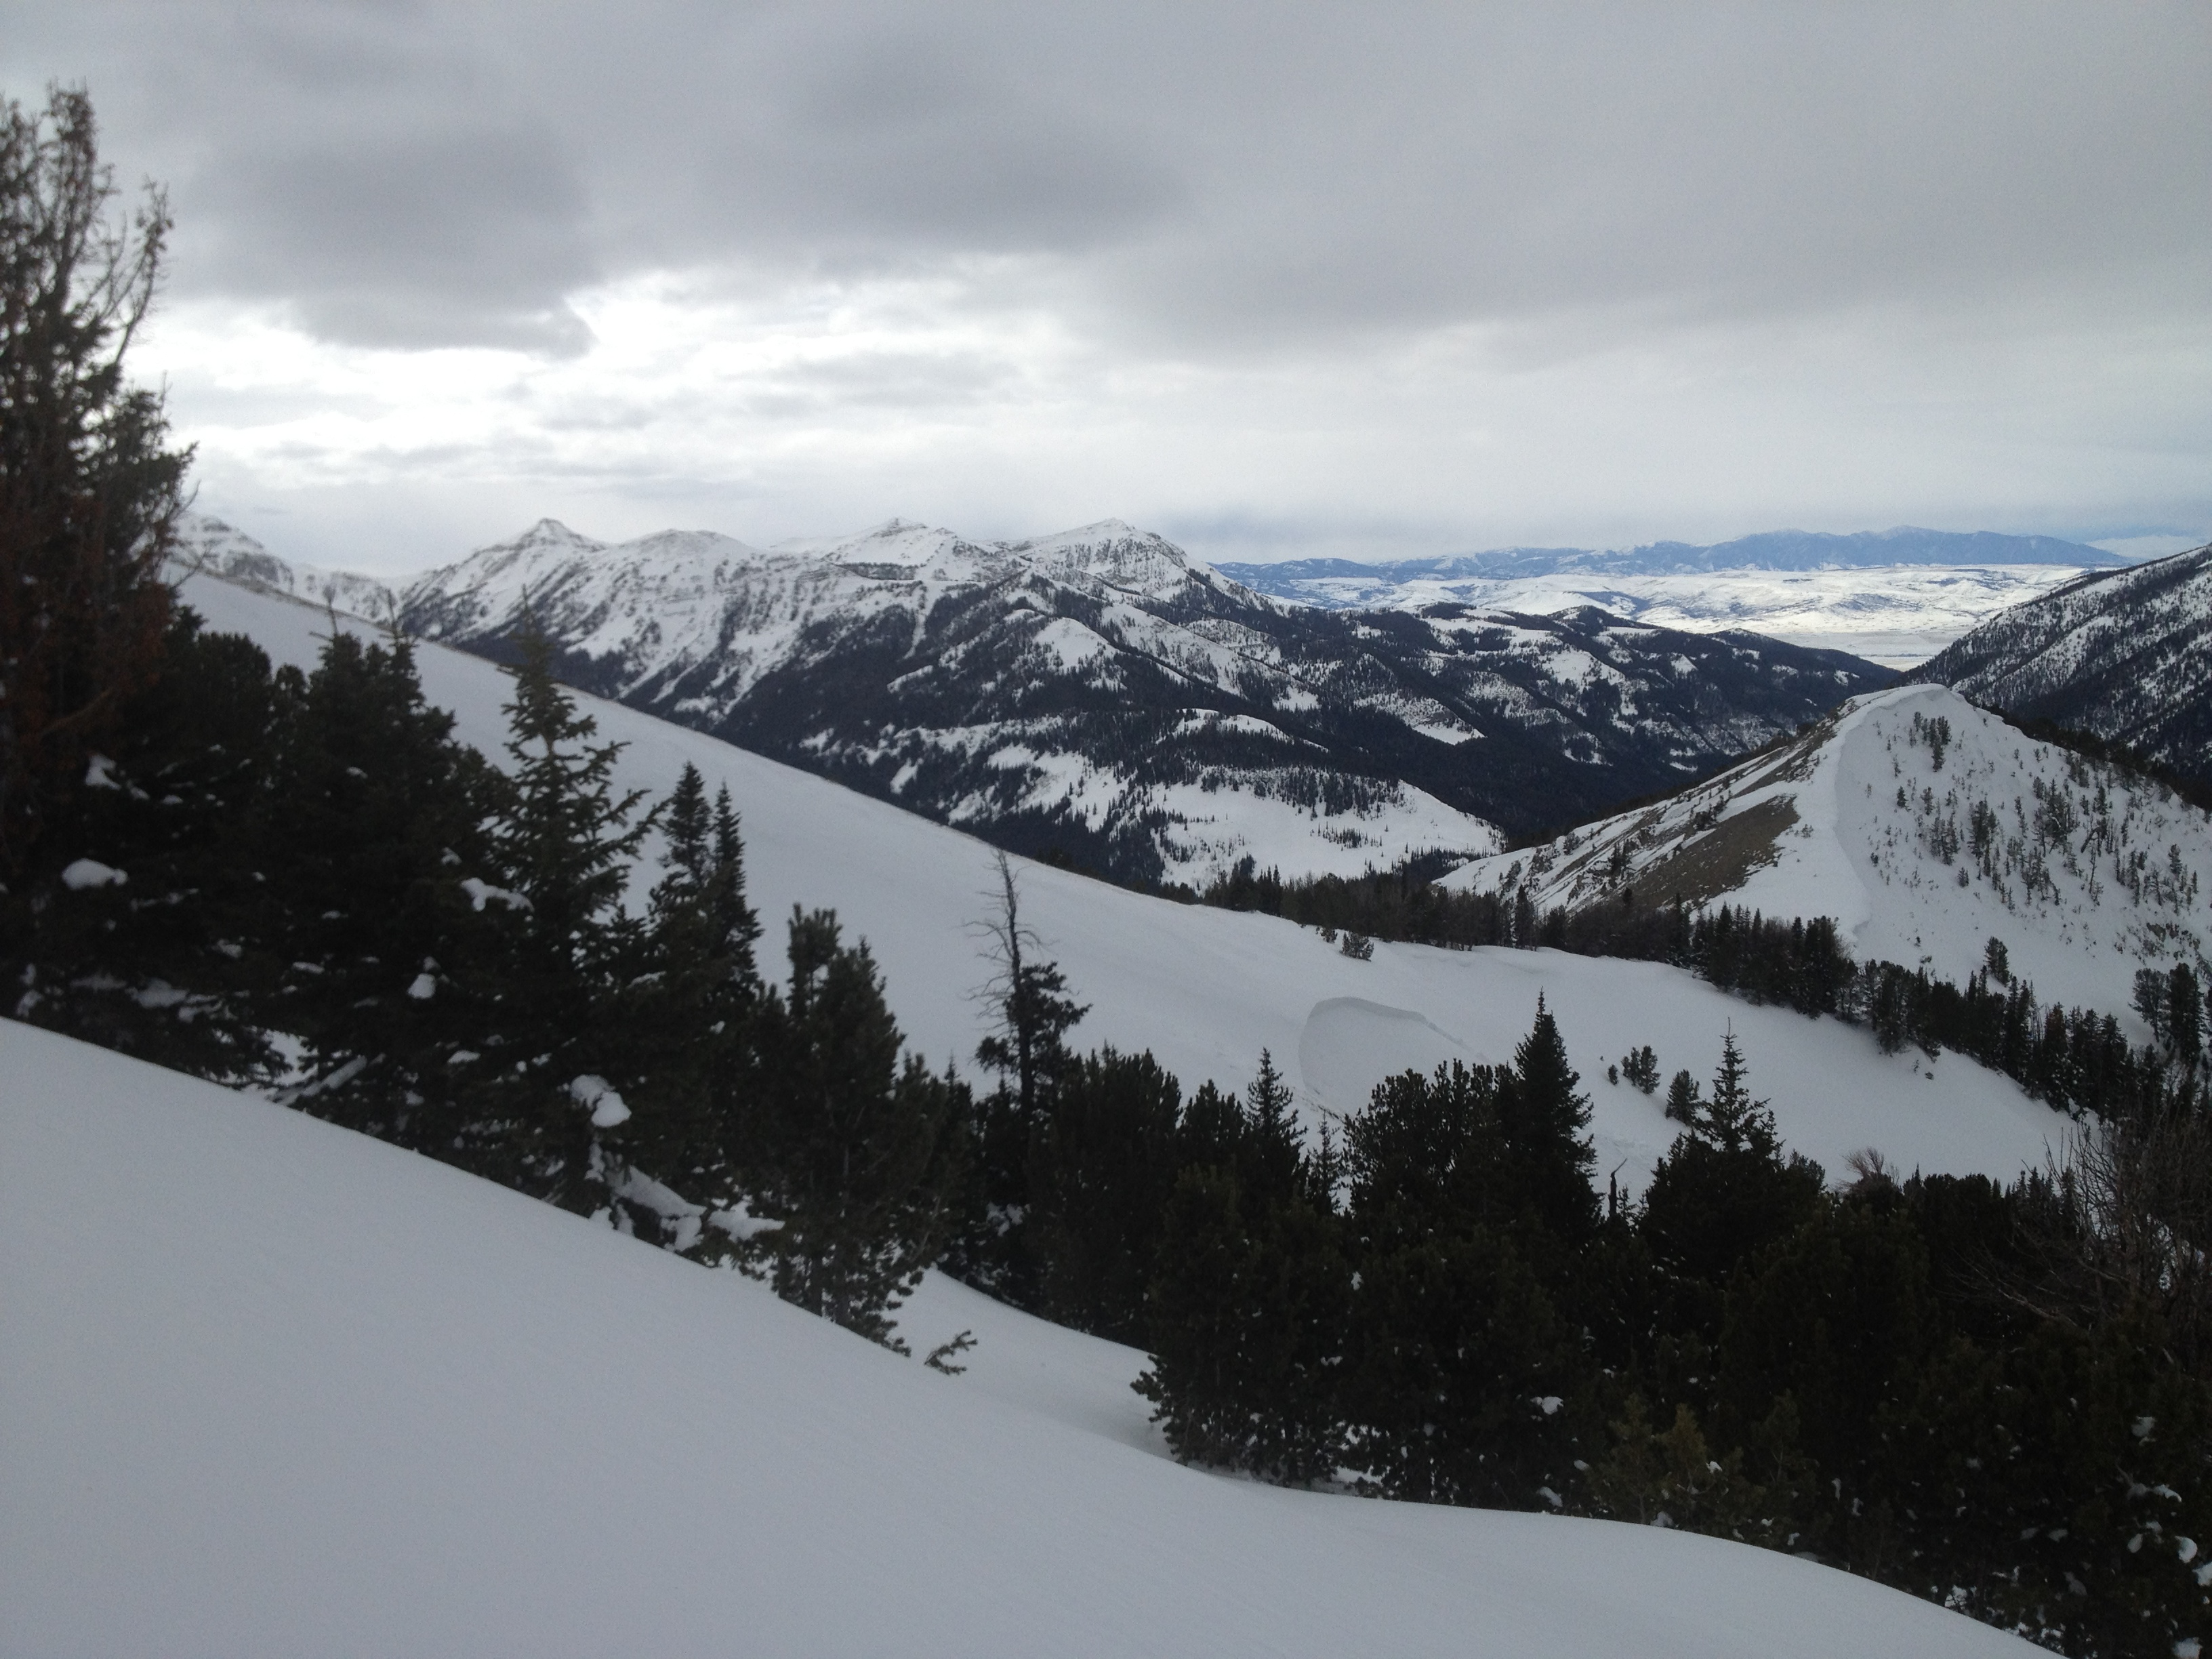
[196,123,598,352]
[8,0,2210,574]
[14,1,2203,356]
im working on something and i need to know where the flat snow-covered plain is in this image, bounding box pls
[1258,564,2097,669]
[0,1023,2045,1659]
[179,572,2066,1193]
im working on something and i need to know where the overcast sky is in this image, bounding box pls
[11,1,2211,574]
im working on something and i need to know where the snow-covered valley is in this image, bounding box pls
[0,1021,2045,1658]
[1226,562,2102,670]
[1216,526,2130,669]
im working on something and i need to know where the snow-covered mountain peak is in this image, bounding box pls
[512,516,603,553]
[621,527,769,564]
[1003,519,1234,603]
[772,518,981,569]
[168,512,398,621]
[1445,680,2211,1014]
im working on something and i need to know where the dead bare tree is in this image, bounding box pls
[970,850,1087,1118]
[2022,1107,2212,1376]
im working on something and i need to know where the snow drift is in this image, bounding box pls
[0,1021,2042,1659]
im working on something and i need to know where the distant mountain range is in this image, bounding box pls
[1217,527,2126,602]
[174,514,1891,886]
[1910,541,2212,793]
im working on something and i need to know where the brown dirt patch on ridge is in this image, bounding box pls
[1617,794,1801,912]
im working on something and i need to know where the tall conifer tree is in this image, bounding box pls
[1502,994,1599,1244]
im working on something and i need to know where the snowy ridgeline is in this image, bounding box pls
[1444,684,2212,1019]
[180,514,1507,886]
[169,514,397,622]
[0,1022,2043,1659]
[1912,541,2212,791]
[171,513,1895,889]
[177,572,2065,1198]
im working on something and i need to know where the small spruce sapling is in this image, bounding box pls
[1664,1068,1701,1124]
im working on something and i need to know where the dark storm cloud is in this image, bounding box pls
[7,0,2208,355]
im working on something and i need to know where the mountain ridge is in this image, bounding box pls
[1441,681,2211,1016]
[1221,526,2127,592]
[173,512,1894,887]
[388,517,1890,884]
[1909,542,2212,793]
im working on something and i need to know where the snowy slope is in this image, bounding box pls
[1913,542,2212,790]
[1444,684,2212,1017]
[0,1021,2043,1659]
[179,571,2063,1194]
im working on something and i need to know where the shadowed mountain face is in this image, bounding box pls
[386,517,1889,886]
[1910,543,2212,792]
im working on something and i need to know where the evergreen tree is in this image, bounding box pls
[496,618,654,962]
[1641,1033,1824,1290]
[264,623,510,1145]
[1663,1067,1701,1123]
[1620,1043,1660,1094]
[705,783,761,984]
[1715,1195,1935,1551]
[661,762,710,885]
[1240,1048,1303,1207]
[1025,1046,1185,1342]
[1500,994,1599,1245]
[9,611,283,1079]
[1343,1060,1511,1240]
[459,618,657,1209]
[1136,1162,1349,1483]
[1136,1052,1350,1483]
[0,87,186,881]
[2167,962,2203,1067]
[740,907,969,1344]
[1691,1027,1778,1158]
[1335,1057,1589,1504]
[610,767,764,1231]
